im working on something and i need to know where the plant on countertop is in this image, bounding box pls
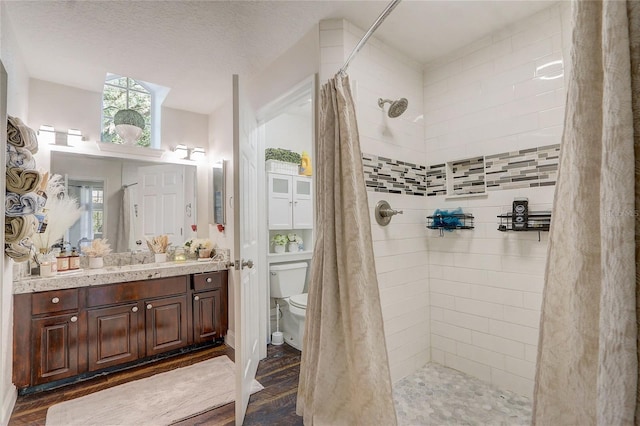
[265,148,301,165]
[287,233,303,244]
[184,238,213,255]
[271,234,288,246]
[82,238,112,257]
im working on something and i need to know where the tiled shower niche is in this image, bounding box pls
[447,156,486,197]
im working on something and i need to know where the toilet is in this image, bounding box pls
[269,262,308,351]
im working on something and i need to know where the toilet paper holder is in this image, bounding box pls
[375,200,403,226]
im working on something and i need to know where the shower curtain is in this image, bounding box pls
[296,74,397,425]
[532,1,639,424]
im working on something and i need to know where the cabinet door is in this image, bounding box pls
[268,173,293,229]
[293,176,313,229]
[87,303,140,371]
[32,313,79,385]
[193,290,221,344]
[145,295,188,356]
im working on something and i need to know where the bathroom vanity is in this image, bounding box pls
[12,261,228,393]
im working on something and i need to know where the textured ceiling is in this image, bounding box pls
[4,0,556,115]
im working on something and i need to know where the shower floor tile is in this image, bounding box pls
[393,363,532,425]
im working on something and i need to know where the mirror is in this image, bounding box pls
[212,160,226,225]
[50,151,198,252]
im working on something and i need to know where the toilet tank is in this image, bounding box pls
[269,262,308,298]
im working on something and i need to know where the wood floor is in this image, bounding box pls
[9,343,303,426]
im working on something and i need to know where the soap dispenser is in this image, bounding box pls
[300,151,312,176]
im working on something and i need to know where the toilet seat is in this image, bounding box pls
[289,293,308,310]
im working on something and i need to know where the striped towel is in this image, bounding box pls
[7,116,38,154]
[5,214,38,244]
[5,237,33,262]
[5,192,46,217]
[6,144,36,169]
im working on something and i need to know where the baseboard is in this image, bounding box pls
[0,383,17,426]
[225,330,235,349]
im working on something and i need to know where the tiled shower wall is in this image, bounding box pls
[320,19,430,383]
[423,4,570,398]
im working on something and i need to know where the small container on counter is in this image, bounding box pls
[39,253,57,277]
[69,247,80,270]
[56,250,69,272]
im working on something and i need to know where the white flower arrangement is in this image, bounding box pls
[184,238,213,254]
[287,233,303,244]
[82,238,112,257]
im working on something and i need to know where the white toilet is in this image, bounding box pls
[270,262,308,351]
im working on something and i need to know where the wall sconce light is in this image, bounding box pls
[37,125,84,146]
[189,147,206,161]
[172,144,188,159]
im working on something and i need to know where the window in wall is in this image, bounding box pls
[68,180,105,246]
[101,75,152,147]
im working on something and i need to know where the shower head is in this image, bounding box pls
[378,97,408,118]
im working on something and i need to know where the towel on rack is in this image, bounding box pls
[6,144,36,169]
[7,116,38,154]
[5,214,38,244]
[6,167,42,195]
[5,192,47,217]
[5,237,33,262]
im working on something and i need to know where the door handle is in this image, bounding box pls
[241,259,254,269]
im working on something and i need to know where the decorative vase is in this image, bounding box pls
[288,242,298,253]
[89,256,104,269]
[198,248,212,259]
[274,245,285,254]
[154,253,167,263]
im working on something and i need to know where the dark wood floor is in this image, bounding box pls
[9,343,303,426]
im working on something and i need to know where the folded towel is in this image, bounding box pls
[5,214,38,244]
[6,144,36,169]
[5,192,47,217]
[5,237,33,263]
[7,116,38,154]
[6,167,42,195]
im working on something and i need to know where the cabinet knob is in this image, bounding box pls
[206,277,212,283]
[147,304,153,310]
[132,306,138,313]
[70,316,78,323]
[194,295,200,301]
[51,297,60,304]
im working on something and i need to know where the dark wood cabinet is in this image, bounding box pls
[31,313,79,385]
[87,303,140,371]
[144,295,188,356]
[193,290,221,344]
[13,270,228,392]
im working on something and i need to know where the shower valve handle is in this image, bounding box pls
[379,207,403,217]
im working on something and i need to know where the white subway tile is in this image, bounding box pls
[432,334,457,353]
[525,344,538,363]
[430,279,471,298]
[431,292,455,310]
[319,29,343,48]
[445,353,491,382]
[442,309,489,332]
[539,105,565,128]
[505,355,536,380]
[431,320,472,344]
[430,306,445,322]
[455,297,504,320]
[456,342,506,370]
[503,305,541,328]
[491,368,535,399]
[523,292,544,311]
[489,319,539,345]
[471,330,525,359]
[431,348,445,364]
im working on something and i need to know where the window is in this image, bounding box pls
[68,180,104,245]
[102,75,152,147]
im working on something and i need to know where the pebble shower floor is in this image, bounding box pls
[393,363,532,425]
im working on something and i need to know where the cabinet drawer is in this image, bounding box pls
[32,289,79,315]
[87,276,188,308]
[193,271,226,292]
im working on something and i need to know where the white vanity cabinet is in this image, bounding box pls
[267,172,313,230]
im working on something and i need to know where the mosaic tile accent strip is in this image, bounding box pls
[485,144,560,191]
[362,153,428,196]
[450,156,486,196]
[426,164,446,197]
[362,143,560,197]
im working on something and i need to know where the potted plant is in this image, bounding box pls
[287,233,303,253]
[184,238,213,259]
[271,234,287,254]
[82,238,112,269]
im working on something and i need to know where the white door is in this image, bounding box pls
[137,164,184,248]
[293,176,313,229]
[233,74,260,425]
[267,173,293,230]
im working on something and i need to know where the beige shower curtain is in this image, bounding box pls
[532,1,639,424]
[296,74,397,425]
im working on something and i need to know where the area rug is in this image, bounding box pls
[45,355,263,426]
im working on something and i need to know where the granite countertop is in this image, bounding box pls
[13,259,230,294]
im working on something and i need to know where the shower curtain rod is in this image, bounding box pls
[338,0,402,76]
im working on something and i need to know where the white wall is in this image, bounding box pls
[320,19,430,383]
[265,110,312,154]
[423,4,569,398]
[0,1,30,422]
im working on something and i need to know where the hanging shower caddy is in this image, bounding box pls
[426,209,474,237]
